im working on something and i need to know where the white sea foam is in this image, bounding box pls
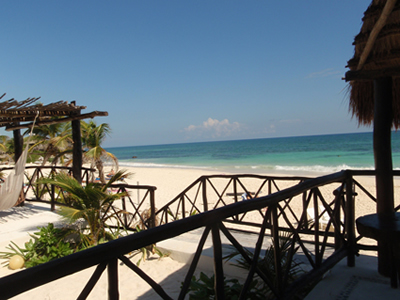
[117,161,211,170]
[274,164,375,173]
[115,160,385,175]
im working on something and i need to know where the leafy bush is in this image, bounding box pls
[225,233,304,292]
[40,170,130,245]
[184,232,305,299]
[131,226,169,266]
[0,223,81,268]
[224,232,305,299]
[185,272,265,300]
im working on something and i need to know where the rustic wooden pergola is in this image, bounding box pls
[345,0,400,276]
[0,93,108,183]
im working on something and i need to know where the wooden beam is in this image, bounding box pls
[5,111,108,131]
[345,67,400,81]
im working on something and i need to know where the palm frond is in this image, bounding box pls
[58,206,85,223]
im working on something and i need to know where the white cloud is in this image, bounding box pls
[184,118,242,139]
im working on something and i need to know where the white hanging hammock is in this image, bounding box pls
[0,145,29,210]
[0,114,38,211]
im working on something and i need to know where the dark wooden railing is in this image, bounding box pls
[0,165,95,209]
[103,183,157,230]
[156,174,309,225]
[0,166,158,231]
[0,169,374,299]
[21,166,95,210]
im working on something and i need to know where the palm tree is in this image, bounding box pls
[25,122,72,166]
[0,135,14,163]
[40,170,131,245]
[81,120,118,184]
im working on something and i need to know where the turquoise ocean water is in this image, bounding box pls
[105,132,400,175]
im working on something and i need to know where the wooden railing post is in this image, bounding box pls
[150,188,156,228]
[121,192,127,228]
[107,258,119,300]
[302,191,308,229]
[345,173,356,267]
[233,177,238,203]
[313,189,321,267]
[211,223,224,300]
[181,194,186,219]
[271,204,282,296]
[202,177,208,212]
[50,183,55,212]
[268,178,272,195]
[333,187,343,251]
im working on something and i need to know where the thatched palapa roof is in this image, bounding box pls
[0,93,107,131]
[346,0,400,127]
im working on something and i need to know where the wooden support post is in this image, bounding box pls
[374,77,395,276]
[233,177,238,203]
[313,190,321,267]
[150,188,156,228]
[71,102,82,184]
[181,194,186,219]
[107,258,119,300]
[50,183,55,212]
[13,128,23,162]
[13,127,24,206]
[345,174,355,267]
[303,191,308,230]
[202,177,208,212]
[271,204,282,295]
[333,189,342,251]
[374,77,394,214]
[211,224,224,300]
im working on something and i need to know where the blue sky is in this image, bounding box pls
[1,1,371,147]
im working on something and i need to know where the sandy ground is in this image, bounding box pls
[0,165,395,299]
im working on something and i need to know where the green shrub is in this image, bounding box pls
[185,272,265,300]
[0,223,81,268]
[184,232,305,299]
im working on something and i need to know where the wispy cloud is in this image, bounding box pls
[279,119,302,124]
[184,118,242,139]
[306,68,341,79]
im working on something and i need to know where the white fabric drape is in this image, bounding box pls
[0,113,38,211]
[0,145,29,211]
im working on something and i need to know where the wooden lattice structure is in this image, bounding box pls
[0,93,107,130]
[0,93,108,183]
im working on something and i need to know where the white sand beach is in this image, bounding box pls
[0,166,396,299]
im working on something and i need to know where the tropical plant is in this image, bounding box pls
[81,120,118,184]
[184,232,305,299]
[132,226,169,266]
[25,122,72,166]
[0,135,14,163]
[224,232,305,299]
[40,170,131,245]
[0,223,78,268]
[185,272,265,300]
